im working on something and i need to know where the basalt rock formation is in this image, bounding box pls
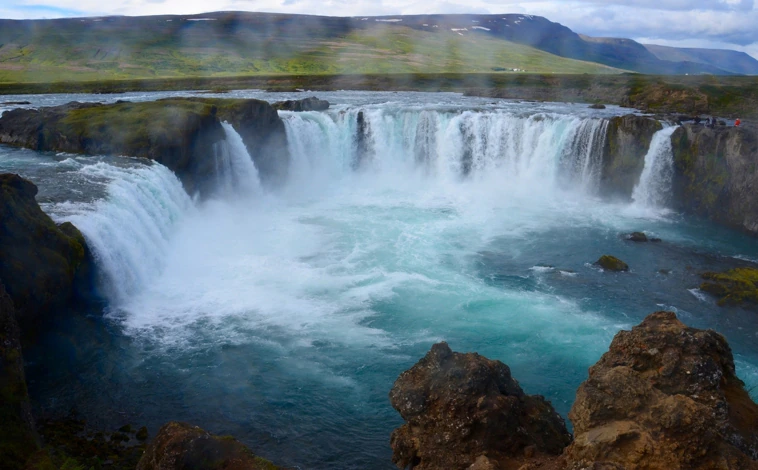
[136,422,281,470]
[0,173,92,328]
[272,97,330,112]
[600,115,662,200]
[389,342,571,470]
[671,122,758,236]
[0,281,39,469]
[0,98,289,195]
[565,311,758,469]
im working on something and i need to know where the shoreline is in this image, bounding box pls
[2,73,758,120]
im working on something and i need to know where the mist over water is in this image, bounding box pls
[4,92,758,469]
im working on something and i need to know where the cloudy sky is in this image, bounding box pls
[3,0,757,59]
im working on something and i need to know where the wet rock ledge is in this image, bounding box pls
[390,311,758,470]
[0,97,290,195]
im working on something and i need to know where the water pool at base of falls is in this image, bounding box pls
[2,91,758,470]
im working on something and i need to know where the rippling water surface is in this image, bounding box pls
[2,91,757,469]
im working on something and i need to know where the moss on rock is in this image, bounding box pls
[137,422,281,470]
[0,174,92,327]
[700,267,758,306]
[0,281,39,469]
[670,123,758,235]
[0,97,289,195]
[596,255,629,272]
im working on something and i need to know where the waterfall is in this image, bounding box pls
[212,122,262,197]
[61,163,193,305]
[631,126,679,208]
[282,108,611,193]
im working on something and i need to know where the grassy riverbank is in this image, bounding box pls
[2,73,757,119]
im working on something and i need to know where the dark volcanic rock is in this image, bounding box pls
[589,104,606,109]
[671,123,758,236]
[136,422,280,470]
[600,115,663,200]
[0,281,39,468]
[565,311,758,470]
[389,342,571,470]
[272,96,330,112]
[595,255,629,272]
[627,231,648,242]
[0,174,92,326]
[0,98,290,195]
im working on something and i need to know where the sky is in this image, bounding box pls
[2,0,757,59]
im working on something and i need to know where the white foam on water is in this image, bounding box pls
[689,288,709,302]
[64,104,685,369]
[61,162,193,304]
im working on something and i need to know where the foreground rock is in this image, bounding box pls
[671,123,758,236]
[389,342,571,470]
[272,96,329,112]
[595,255,629,272]
[0,174,92,327]
[137,422,280,470]
[566,311,758,469]
[0,98,289,194]
[700,267,758,307]
[0,281,39,468]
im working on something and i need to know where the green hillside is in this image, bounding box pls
[0,19,622,83]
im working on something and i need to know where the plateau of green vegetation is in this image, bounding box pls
[0,22,621,84]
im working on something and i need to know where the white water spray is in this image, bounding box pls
[213,122,262,197]
[632,126,679,208]
[282,108,611,194]
[61,163,193,304]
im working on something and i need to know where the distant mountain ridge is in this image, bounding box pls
[643,44,758,75]
[0,11,755,82]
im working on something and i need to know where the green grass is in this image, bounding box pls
[0,23,622,83]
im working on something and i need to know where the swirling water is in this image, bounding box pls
[2,91,758,470]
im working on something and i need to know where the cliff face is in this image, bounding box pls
[671,123,758,235]
[0,98,290,195]
[213,99,290,188]
[0,281,39,469]
[599,115,663,200]
[0,174,92,328]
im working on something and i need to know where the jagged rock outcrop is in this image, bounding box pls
[700,267,758,307]
[600,115,663,200]
[671,123,758,236]
[0,174,92,327]
[0,281,39,469]
[136,422,280,470]
[0,98,290,194]
[565,311,758,470]
[272,97,329,112]
[389,342,571,470]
